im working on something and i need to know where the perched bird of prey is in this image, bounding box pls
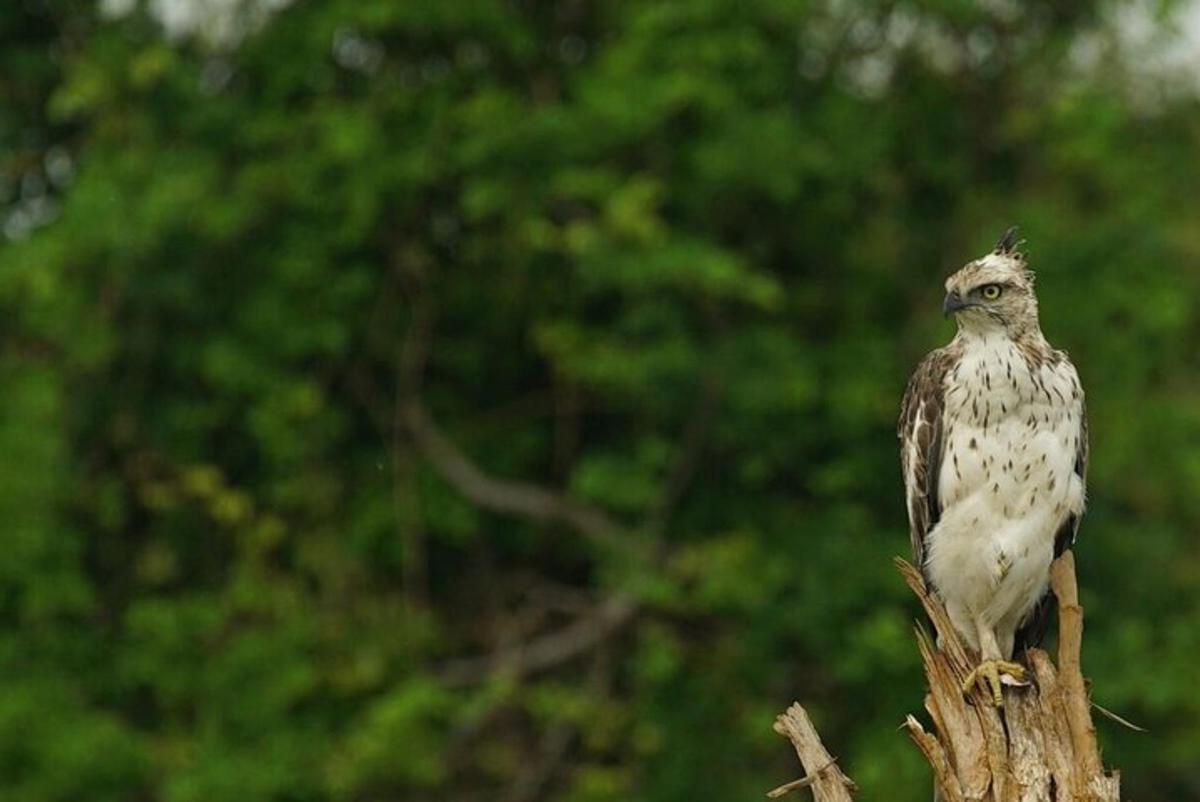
[898,229,1087,706]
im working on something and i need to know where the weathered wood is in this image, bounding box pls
[769,552,1120,801]
[770,704,856,802]
[766,757,839,799]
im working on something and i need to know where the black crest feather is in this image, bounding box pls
[994,226,1020,255]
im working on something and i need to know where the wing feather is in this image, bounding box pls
[898,347,957,577]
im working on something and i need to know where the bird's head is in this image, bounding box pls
[942,227,1038,338]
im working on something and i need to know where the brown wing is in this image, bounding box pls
[898,346,957,576]
[1014,373,1088,651]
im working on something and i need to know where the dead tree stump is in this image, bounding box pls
[770,551,1120,802]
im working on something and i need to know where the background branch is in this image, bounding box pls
[437,594,637,687]
[400,400,626,549]
[400,338,719,687]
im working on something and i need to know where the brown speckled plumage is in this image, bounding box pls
[899,232,1088,659]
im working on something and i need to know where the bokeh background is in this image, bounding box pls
[2,1,1199,800]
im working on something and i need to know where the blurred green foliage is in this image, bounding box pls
[1,1,1199,800]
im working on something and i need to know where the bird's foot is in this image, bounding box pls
[961,660,1028,707]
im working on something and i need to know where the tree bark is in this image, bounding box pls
[769,551,1119,801]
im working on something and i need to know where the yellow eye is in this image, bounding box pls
[980,284,1002,300]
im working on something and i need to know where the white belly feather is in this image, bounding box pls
[925,336,1084,655]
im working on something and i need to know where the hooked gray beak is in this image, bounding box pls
[942,291,973,318]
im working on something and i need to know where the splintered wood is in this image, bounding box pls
[770,704,856,802]
[769,551,1120,801]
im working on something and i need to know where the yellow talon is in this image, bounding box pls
[961,659,1027,707]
